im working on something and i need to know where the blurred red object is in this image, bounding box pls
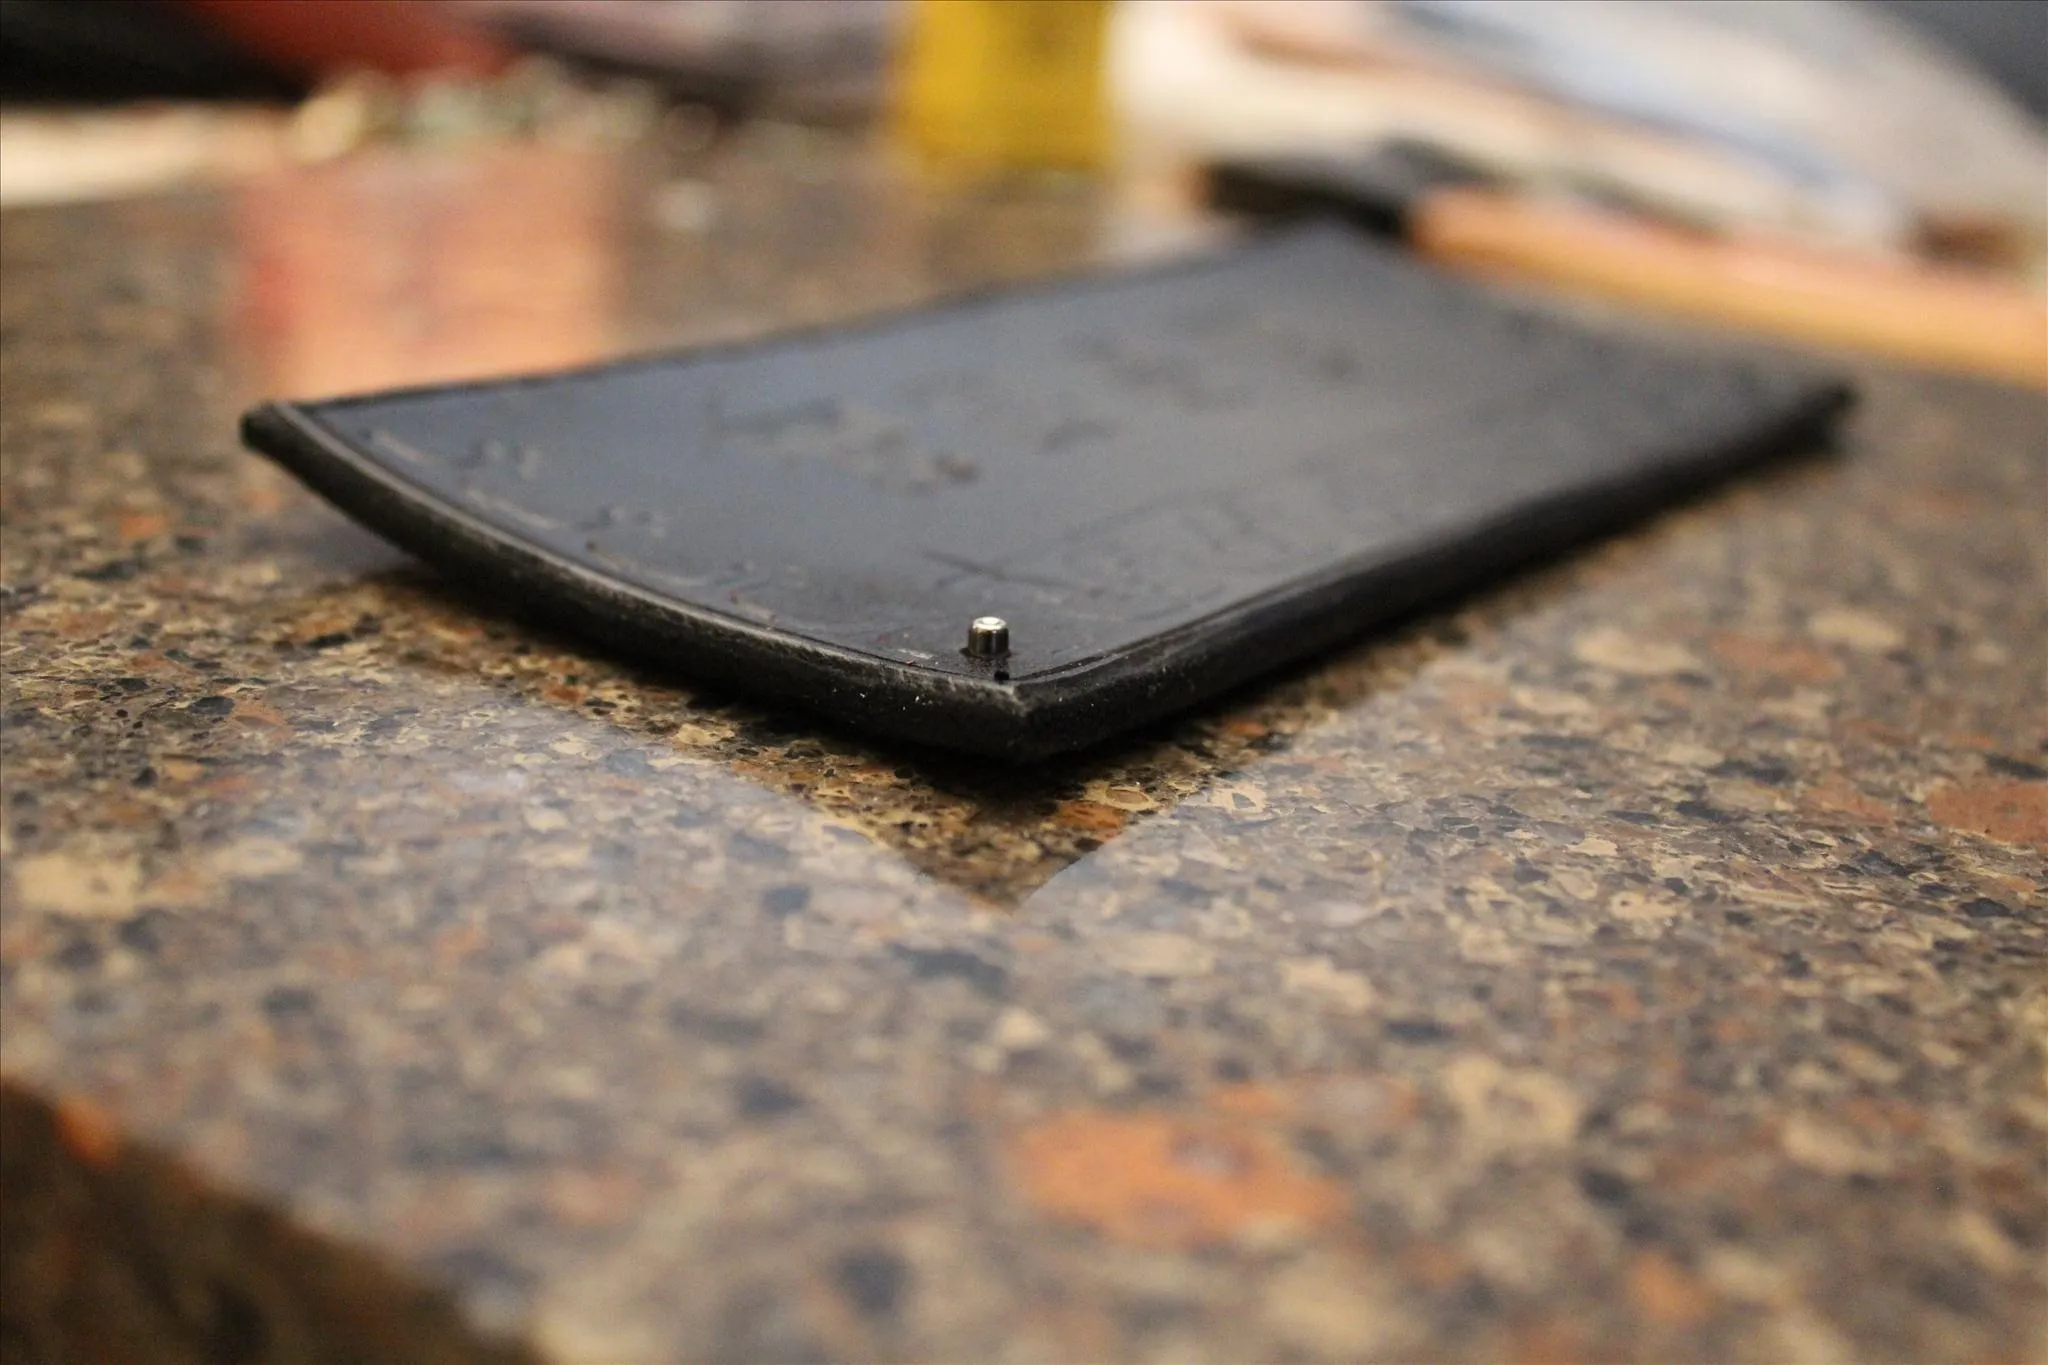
[174,0,513,80]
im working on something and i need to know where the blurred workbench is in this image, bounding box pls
[1,125,2042,1364]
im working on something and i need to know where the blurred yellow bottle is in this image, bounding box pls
[893,0,1112,175]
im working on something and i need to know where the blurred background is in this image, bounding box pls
[2,0,2041,388]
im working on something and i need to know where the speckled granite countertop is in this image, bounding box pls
[2,130,2044,1365]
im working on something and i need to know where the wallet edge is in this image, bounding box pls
[243,374,1851,761]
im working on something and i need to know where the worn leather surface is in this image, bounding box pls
[242,227,1850,758]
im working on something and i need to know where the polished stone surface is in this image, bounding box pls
[2,129,2044,1363]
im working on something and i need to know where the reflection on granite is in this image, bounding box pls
[2,129,2043,1364]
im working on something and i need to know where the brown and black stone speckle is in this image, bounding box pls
[0,1080,535,1364]
[2,128,2045,1363]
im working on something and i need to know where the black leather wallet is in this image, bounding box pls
[243,226,1849,759]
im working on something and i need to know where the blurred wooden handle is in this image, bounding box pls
[1413,187,2048,389]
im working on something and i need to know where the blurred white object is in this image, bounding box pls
[1115,0,2048,258]
[1390,1,2047,247]
[0,107,290,207]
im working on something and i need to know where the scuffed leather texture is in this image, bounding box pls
[241,227,1851,759]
